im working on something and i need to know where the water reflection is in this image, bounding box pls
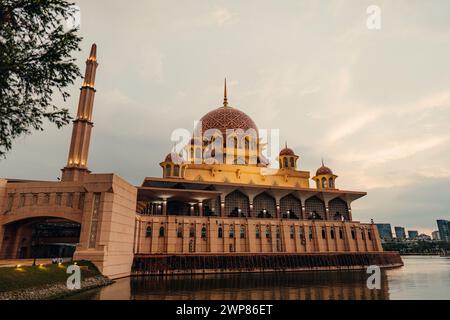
[71,270,389,300]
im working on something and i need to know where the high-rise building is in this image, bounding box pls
[376,224,393,241]
[432,230,441,241]
[437,220,450,242]
[408,230,419,239]
[395,226,406,240]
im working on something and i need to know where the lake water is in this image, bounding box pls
[69,256,450,300]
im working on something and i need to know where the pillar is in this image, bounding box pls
[276,203,281,219]
[198,201,203,217]
[162,199,167,216]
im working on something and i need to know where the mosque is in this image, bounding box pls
[0,44,402,278]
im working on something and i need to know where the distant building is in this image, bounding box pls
[417,233,431,241]
[437,220,450,242]
[376,224,393,241]
[408,230,419,240]
[432,230,441,241]
[395,226,406,240]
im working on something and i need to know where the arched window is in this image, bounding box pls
[368,230,372,241]
[351,229,356,240]
[189,225,195,238]
[339,229,343,239]
[165,164,171,176]
[283,158,288,168]
[254,192,276,218]
[309,227,313,240]
[321,177,327,188]
[218,226,223,238]
[256,225,260,239]
[305,196,326,220]
[229,224,235,238]
[176,225,183,238]
[240,225,246,239]
[329,178,334,188]
[276,226,281,239]
[265,225,271,238]
[361,230,366,240]
[173,165,180,176]
[321,228,326,239]
[225,190,249,217]
[299,227,304,240]
[329,198,349,221]
[290,225,295,239]
[146,226,152,238]
[330,229,335,239]
[159,226,165,237]
[201,225,207,238]
[290,158,295,168]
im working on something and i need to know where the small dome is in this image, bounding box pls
[280,147,295,156]
[165,152,184,164]
[316,164,333,176]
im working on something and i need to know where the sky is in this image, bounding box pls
[1,0,450,235]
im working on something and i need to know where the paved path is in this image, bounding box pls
[0,259,70,267]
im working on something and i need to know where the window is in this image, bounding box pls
[321,228,326,239]
[256,225,260,239]
[32,194,38,205]
[159,226,165,237]
[173,165,180,176]
[265,225,271,239]
[361,230,366,240]
[78,193,85,210]
[339,229,343,239]
[276,226,281,239]
[218,226,223,238]
[309,227,313,240]
[201,225,207,239]
[189,225,195,238]
[283,158,288,168]
[7,194,14,211]
[330,229,335,239]
[43,193,50,205]
[55,193,62,205]
[329,178,334,188]
[177,225,183,238]
[290,158,295,168]
[351,229,356,240]
[290,225,295,239]
[67,193,74,207]
[146,226,152,237]
[322,177,327,188]
[229,225,235,238]
[240,225,246,239]
[299,227,304,240]
[368,231,372,241]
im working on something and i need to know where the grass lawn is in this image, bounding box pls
[0,260,101,293]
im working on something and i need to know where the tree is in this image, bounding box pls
[0,0,82,158]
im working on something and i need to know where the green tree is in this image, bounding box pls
[0,0,82,158]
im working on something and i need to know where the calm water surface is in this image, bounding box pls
[69,256,450,300]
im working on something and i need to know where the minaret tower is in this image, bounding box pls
[61,44,98,182]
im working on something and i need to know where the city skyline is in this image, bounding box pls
[1,0,450,233]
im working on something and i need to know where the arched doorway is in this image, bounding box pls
[1,217,81,259]
[305,196,326,220]
[280,194,301,219]
[225,190,249,217]
[254,192,276,218]
[329,198,349,221]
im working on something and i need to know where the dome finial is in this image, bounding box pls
[223,78,228,108]
[321,158,324,167]
[285,141,288,149]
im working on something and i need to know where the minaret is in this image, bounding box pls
[61,44,98,182]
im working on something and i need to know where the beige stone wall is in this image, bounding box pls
[183,164,310,188]
[136,215,382,254]
[74,174,137,279]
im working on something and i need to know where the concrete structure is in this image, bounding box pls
[394,227,406,241]
[376,224,393,241]
[0,45,402,279]
[437,220,450,242]
[432,230,441,241]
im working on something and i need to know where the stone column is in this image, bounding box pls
[162,199,167,216]
[276,203,281,219]
[220,194,226,217]
[198,201,203,217]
